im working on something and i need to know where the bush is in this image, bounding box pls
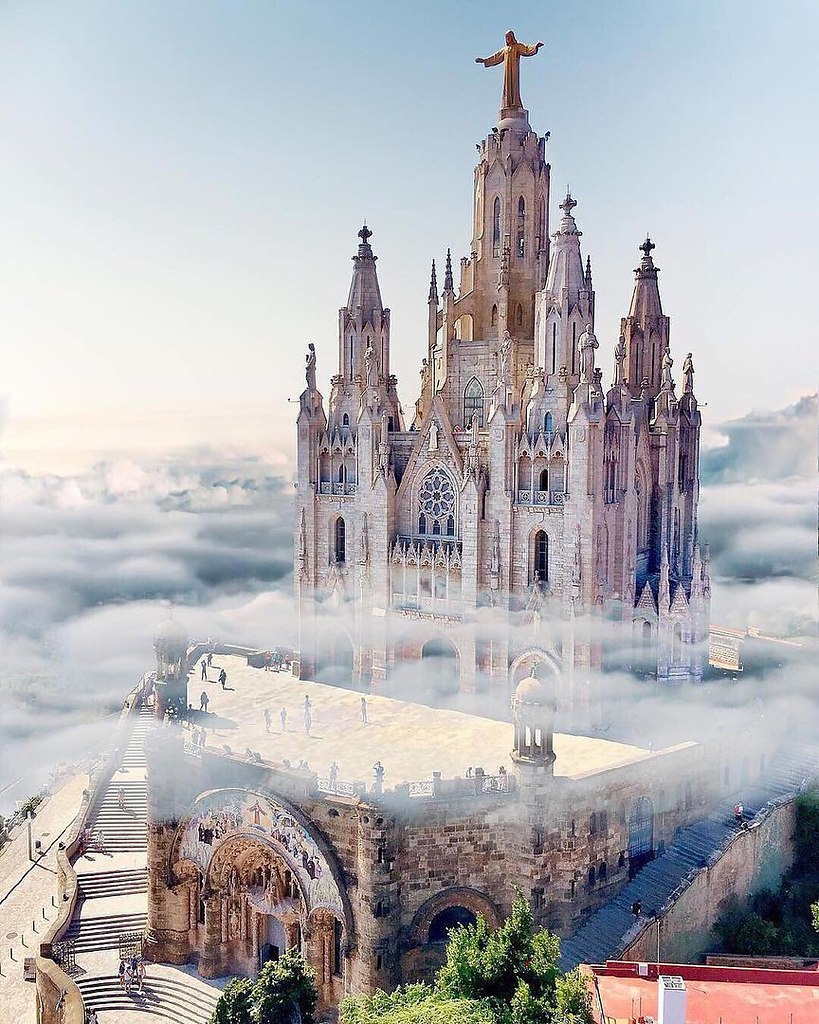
[210,951,317,1024]
[340,984,495,1024]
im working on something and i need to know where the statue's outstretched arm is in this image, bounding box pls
[476,48,504,66]
[520,41,545,57]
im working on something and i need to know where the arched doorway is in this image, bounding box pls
[421,637,460,698]
[628,796,655,877]
[315,628,354,687]
[428,905,477,944]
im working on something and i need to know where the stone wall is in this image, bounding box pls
[621,799,796,965]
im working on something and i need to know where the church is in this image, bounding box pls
[294,32,709,710]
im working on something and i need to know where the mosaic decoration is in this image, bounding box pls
[175,789,344,916]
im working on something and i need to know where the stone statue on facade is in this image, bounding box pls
[305,343,317,391]
[476,31,544,112]
[498,331,513,385]
[365,340,377,388]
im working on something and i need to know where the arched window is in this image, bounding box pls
[334,517,346,563]
[463,377,485,428]
[429,906,478,944]
[418,513,426,535]
[516,303,523,327]
[539,467,549,491]
[516,196,525,257]
[544,412,554,438]
[342,413,350,426]
[533,530,549,582]
[492,197,501,257]
[599,862,608,882]
[446,514,455,537]
[490,304,498,328]
[587,866,596,888]
[672,622,683,663]
[337,463,345,483]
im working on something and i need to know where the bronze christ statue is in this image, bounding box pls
[476,30,544,112]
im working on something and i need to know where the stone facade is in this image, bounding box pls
[295,56,709,710]
[143,708,770,1016]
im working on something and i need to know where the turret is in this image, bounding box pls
[621,237,670,401]
[535,194,594,385]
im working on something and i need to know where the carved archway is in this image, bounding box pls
[407,887,502,948]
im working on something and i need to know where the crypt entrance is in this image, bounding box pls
[168,788,352,1011]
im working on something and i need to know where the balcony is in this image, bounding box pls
[516,490,566,507]
[319,482,357,496]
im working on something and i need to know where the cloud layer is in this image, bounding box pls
[0,394,815,808]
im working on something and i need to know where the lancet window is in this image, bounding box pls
[463,377,485,428]
[492,197,501,257]
[516,196,526,258]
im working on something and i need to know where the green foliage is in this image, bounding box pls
[436,892,591,1024]
[713,787,819,958]
[210,951,317,1024]
[340,984,495,1024]
[210,978,253,1024]
[253,949,317,1024]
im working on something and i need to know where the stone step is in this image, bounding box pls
[65,912,147,952]
[76,974,219,1024]
[78,869,148,899]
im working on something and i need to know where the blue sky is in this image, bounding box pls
[0,1,816,465]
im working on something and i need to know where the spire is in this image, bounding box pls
[443,248,454,294]
[628,236,663,320]
[428,259,439,304]
[544,193,586,305]
[347,223,383,316]
[585,254,593,290]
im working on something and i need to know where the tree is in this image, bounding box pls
[211,978,253,1024]
[253,950,318,1024]
[210,951,318,1024]
[436,892,592,1024]
[340,984,495,1024]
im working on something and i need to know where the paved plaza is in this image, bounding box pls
[190,655,668,788]
[0,773,86,1024]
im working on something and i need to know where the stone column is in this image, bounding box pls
[199,895,222,978]
[251,908,260,964]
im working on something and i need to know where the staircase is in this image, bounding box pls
[67,700,225,1023]
[75,970,220,1024]
[560,742,819,969]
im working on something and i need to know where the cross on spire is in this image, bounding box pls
[560,193,577,215]
[358,223,373,244]
[640,236,655,257]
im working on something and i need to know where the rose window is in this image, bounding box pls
[418,469,456,537]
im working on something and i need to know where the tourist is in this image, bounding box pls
[207,652,213,666]
[733,802,744,826]
[199,691,209,713]
[136,958,146,993]
[95,829,109,855]
[631,899,642,918]
[200,660,207,681]
[264,708,272,733]
[280,707,288,732]
[304,695,311,712]
[87,1010,99,1024]
[465,766,473,778]
[219,668,227,689]
[304,707,312,736]
[372,760,385,794]
[124,961,133,993]
[360,696,368,723]
[118,958,126,989]
[329,761,339,784]
[498,765,507,776]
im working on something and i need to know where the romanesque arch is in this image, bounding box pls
[407,887,501,948]
[170,789,353,998]
[627,796,655,876]
[508,649,561,692]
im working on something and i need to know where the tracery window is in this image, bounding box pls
[544,412,554,439]
[418,469,456,537]
[533,530,549,582]
[463,377,485,428]
[334,517,346,563]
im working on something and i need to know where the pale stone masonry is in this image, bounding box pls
[295,57,709,709]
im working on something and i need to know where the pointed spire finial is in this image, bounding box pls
[358,223,372,244]
[428,259,438,303]
[443,248,454,293]
[585,254,593,288]
[640,236,655,257]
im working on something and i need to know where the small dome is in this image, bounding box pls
[154,618,188,652]
[514,672,555,706]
